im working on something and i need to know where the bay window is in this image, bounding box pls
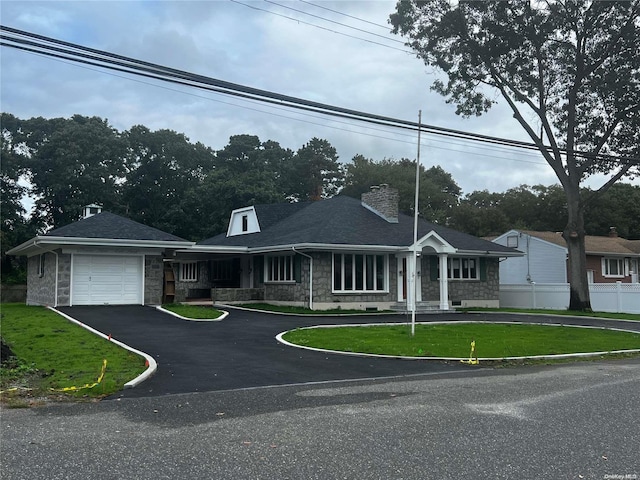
[333,253,387,292]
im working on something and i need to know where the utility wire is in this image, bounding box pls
[297,0,391,30]
[1,25,638,166]
[264,0,405,44]
[229,0,412,54]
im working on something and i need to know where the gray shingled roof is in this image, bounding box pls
[199,195,516,253]
[46,212,188,242]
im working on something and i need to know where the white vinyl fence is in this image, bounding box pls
[500,282,640,314]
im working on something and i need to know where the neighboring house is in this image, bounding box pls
[10,187,521,310]
[170,185,521,311]
[6,205,194,307]
[491,229,640,285]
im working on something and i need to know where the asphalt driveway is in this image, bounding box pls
[57,305,640,398]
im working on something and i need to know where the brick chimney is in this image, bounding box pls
[361,184,399,223]
[609,226,618,238]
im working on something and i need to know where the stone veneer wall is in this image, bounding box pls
[173,260,212,302]
[421,257,500,303]
[145,255,164,305]
[57,253,71,306]
[26,253,57,306]
[263,252,397,307]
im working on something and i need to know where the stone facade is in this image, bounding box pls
[57,253,71,306]
[421,256,500,306]
[26,253,57,306]
[144,255,164,305]
[173,260,212,302]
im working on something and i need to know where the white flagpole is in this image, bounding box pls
[412,110,422,337]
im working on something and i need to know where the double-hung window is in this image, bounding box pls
[446,257,479,280]
[333,253,387,292]
[180,262,198,282]
[265,255,294,283]
[603,257,625,278]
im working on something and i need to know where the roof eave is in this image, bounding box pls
[7,236,194,256]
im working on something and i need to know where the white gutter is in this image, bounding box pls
[292,247,313,310]
[7,236,194,255]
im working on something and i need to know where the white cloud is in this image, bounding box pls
[1,0,636,197]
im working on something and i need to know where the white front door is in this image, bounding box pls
[72,255,143,305]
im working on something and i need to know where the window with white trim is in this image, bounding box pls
[441,257,479,280]
[602,257,625,278]
[180,262,198,282]
[506,235,518,248]
[333,253,387,292]
[37,254,45,277]
[265,255,294,283]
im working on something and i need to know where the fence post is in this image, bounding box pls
[531,282,536,309]
[616,281,622,313]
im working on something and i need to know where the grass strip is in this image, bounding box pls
[459,308,640,322]
[162,304,224,319]
[1,304,146,399]
[235,303,390,315]
[282,323,640,358]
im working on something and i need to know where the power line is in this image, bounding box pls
[297,0,391,30]
[1,25,638,167]
[264,0,405,44]
[228,0,412,54]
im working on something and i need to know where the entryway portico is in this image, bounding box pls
[397,231,457,311]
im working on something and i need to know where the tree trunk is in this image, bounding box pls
[562,187,592,311]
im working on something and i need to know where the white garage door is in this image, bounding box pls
[72,255,143,305]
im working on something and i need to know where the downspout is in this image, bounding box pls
[53,250,59,307]
[292,247,313,310]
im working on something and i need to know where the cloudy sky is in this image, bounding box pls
[1,0,633,195]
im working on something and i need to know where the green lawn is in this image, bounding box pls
[161,304,224,319]
[236,303,390,315]
[1,304,147,401]
[282,322,640,358]
[460,308,640,322]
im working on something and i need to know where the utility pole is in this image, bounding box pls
[411,110,422,336]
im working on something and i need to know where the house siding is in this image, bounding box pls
[493,232,567,284]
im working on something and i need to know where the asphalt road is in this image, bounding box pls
[2,359,639,479]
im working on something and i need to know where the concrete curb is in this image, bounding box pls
[49,307,157,389]
[275,320,640,362]
[465,310,640,323]
[155,305,229,321]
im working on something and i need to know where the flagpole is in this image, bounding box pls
[412,110,422,336]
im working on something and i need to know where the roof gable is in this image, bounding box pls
[497,230,640,256]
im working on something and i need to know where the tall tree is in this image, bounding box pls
[122,125,215,239]
[289,138,344,201]
[342,155,461,224]
[391,0,640,310]
[26,115,128,228]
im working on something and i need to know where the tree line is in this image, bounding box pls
[2,112,639,283]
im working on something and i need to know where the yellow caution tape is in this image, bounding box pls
[51,359,107,392]
[461,340,479,365]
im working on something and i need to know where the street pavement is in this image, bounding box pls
[2,307,639,478]
[2,358,639,479]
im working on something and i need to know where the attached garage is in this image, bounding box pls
[72,255,144,305]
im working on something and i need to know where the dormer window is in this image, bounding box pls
[227,206,260,236]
